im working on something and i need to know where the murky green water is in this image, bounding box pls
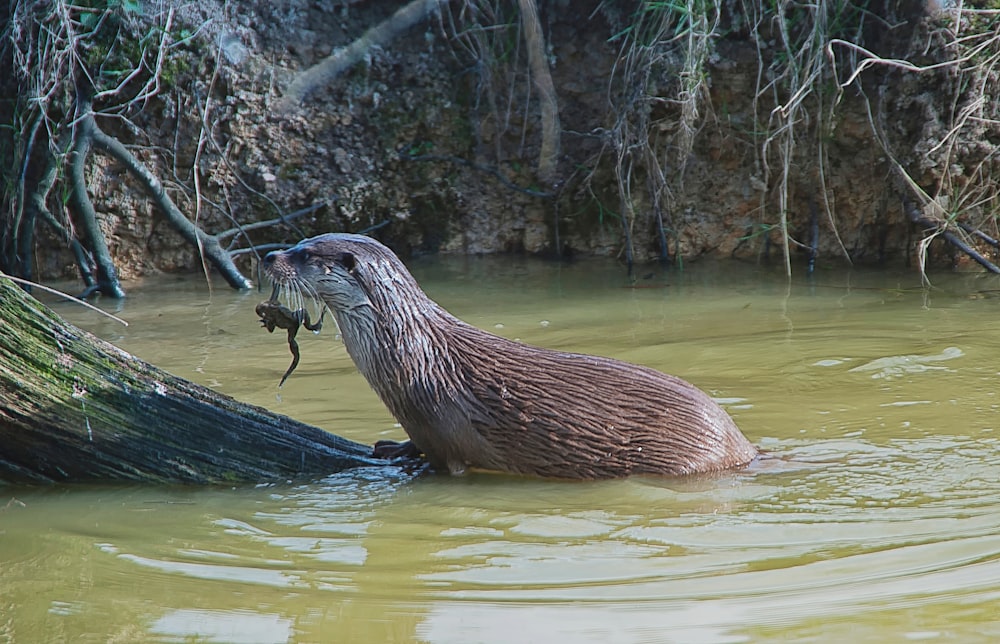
[4,257,1000,642]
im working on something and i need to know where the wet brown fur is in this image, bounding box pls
[263,233,758,479]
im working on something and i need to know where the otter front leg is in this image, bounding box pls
[301,309,323,332]
[373,439,422,460]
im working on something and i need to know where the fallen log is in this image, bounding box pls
[0,276,384,485]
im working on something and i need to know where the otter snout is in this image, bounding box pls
[261,248,297,283]
[262,249,290,274]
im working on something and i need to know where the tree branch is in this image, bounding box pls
[277,0,445,110]
[84,112,253,290]
[217,202,328,246]
[69,94,126,298]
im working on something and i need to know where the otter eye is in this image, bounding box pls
[338,252,357,273]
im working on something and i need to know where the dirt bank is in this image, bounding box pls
[7,1,999,282]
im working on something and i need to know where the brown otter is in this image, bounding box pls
[262,233,758,479]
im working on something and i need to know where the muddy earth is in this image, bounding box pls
[21,1,1000,279]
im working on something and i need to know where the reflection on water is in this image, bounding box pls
[5,258,1000,642]
[150,609,293,644]
[848,346,965,379]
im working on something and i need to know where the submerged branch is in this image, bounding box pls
[902,197,1000,274]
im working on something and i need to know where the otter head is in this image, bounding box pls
[261,233,402,313]
[261,233,453,416]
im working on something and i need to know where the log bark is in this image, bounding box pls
[0,276,383,485]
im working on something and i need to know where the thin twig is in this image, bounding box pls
[0,273,129,326]
[217,202,328,244]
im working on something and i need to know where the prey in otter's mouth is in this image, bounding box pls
[256,285,325,387]
[260,233,758,480]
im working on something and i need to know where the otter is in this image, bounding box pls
[262,233,758,479]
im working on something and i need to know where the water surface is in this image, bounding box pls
[4,257,1000,642]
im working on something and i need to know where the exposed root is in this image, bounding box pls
[901,196,1000,275]
[81,106,252,291]
[69,92,125,298]
[516,0,560,186]
[4,0,259,293]
[278,0,446,110]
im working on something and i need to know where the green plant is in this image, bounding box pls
[744,0,870,276]
[605,0,722,270]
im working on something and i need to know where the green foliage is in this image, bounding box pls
[79,0,143,31]
[610,0,718,45]
[77,2,149,91]
[65,0,200,96]
[403,141,435,157]
[738,222,776,242]
[761,0,870,80]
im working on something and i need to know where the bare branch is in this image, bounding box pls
[516,0,560,186]
[278,0,445,110]
[84,112,253,290]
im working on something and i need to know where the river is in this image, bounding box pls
[3,256,1000,642]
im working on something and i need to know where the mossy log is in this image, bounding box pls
[0,276,383,485]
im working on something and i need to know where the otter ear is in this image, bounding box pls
[337,252,357,274]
